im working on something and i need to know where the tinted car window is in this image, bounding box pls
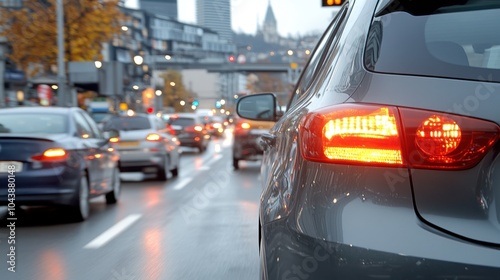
[73,112,96,138]
[0,114,67,134]
[90,112,113,123]
[367,1,500,82]
[79,111,103,139]
[288,5,348,109]
[169,117,195,127]
[104,116,152,131]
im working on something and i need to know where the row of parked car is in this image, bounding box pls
[0,107,228,222]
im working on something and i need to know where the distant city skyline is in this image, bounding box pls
[125,0,339,37]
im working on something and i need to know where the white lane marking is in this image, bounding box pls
[84,214,142,249]
[204,154,223,166]
[173,177,192,190]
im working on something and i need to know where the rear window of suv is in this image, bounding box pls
[168,117,195,127]
[103,116,151,131]
[366,0,500,83]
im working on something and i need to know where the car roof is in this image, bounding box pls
[169,113,199,119]
[0,106,75,114]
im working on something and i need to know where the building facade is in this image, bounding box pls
[196,0,233,43]
[139,0,178,19]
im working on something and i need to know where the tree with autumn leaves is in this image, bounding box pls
[160,70,197,112]
[0,0,126,77]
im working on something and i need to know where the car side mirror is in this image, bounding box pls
[236,93,278,121]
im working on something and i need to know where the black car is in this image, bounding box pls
[237,0,500,278]
[232,112,275,170]
[0,107,120,222]
[166,113,210,153]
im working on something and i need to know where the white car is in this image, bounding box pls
[103,114,181,181]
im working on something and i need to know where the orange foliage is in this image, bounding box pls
[0,0,126,77]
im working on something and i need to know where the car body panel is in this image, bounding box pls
[240,0,500,278]
[104,114,181,174]
[233,118,276,161]
[166,113,210,151]
[0,107,119,208]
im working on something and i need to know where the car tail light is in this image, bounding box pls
[300,105,403,166]
[399,108,499,169]
[146,133,162,141]
[240,122,251,129]
[234,122,251,135]
[166,125,176,135]
[300,104,500,169]
[31,148,68,161]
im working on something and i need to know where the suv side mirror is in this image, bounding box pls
[236,93,278,121]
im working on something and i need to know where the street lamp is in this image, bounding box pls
[133,55,144,66]
[57,0,69,106]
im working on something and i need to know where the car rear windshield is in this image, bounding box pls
[0,113,68,134]
[103,116,151,131]
[169,117,195,127]
[366,0,500,83]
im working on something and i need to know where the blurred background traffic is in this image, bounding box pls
[0,0,340,279]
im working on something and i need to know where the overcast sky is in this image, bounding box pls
[125,0,339,37]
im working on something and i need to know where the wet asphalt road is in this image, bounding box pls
[0,132,262,280]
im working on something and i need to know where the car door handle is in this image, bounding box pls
[260,133,276,150]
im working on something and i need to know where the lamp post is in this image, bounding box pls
[56,0,69,107]
[155,89,162,114]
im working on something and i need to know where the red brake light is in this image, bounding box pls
[240,122,251,129]
[31,148,68,161]
[146,133,162,141]
[400,108,499,169]
[300,104,500,170]
[415,115,461,157]
[300,105,403,166]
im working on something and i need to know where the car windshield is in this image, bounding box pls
[103,116,151,131]
[90,112,113,123]
[169,117,195,127]
[0,113,68,134]
[367,0,500,83]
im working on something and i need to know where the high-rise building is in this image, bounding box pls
[196,0,232,43]
[140,0,177,19]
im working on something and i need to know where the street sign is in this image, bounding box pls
[37,84,52,106]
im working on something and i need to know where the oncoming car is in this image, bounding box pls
[0,107,120,222]
[236,0,500,279]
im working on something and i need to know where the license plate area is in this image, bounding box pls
[0,161,23,172]
[117,141,140,148]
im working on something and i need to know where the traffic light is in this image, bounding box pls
[322,0,343,6]
[215,101,222,109]
[228,55,235,63]
[146,107,154,114]
[192,99,199,106]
